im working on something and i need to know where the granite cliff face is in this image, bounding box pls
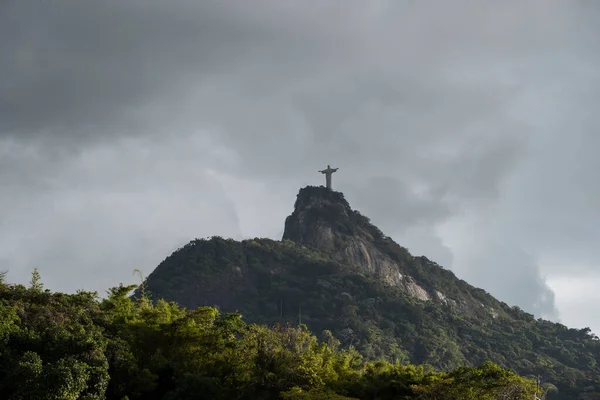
[140,185,600,399]
[282,186,430,300]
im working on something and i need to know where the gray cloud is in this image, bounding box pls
[1,1,600,328]
[0,135,243,293]
[445,215,560,320]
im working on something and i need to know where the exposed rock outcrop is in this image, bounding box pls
[283,186,431,300]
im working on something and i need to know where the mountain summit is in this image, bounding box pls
[283,185,384,252]
[141,186,600,399]
[283,186,433,299]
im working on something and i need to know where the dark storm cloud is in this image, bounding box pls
[1,0,600,325]
[0,0,323,138]
[0,0,570,142]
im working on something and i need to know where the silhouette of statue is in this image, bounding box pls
[319,165,339,190]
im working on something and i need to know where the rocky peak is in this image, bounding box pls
[282,186,429,298]
[283,186,366,250]
[280,187,497,310]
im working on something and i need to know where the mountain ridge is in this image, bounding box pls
[281,186,517,318]
[140,185,600,399]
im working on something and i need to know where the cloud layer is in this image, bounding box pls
[2,1,600,328]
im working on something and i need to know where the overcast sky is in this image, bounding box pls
[2,0,600,332]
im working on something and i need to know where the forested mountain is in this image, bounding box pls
[139,186,600,400]
[0,186,597,398]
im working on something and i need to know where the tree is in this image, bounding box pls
[29,268,43,291]
[0,274,564,400]
[411,362,541,400]
[281,387,358,400]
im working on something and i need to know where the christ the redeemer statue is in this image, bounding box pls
[319,165,339,190]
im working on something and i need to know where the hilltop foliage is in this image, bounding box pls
[141,236,600,400]
[0,274,542,399]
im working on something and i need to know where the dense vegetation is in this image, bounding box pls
[0,271,543,399]
[141,237,600,399]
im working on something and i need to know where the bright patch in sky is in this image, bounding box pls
[547,272,600,334]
